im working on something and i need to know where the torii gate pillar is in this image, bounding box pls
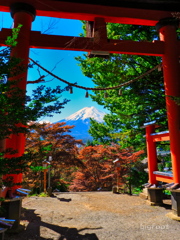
[156,18,180,184]
[4,3,36,189]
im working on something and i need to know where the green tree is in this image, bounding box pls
[0,28,70,188]
[76,23,166,150]
[0,80,69,139]
[0,25,70,141]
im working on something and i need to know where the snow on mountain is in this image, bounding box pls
[57,107,106,142]
[65,106,105,122]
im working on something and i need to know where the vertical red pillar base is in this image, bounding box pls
[147,188,163,206]
[3,174,23,191]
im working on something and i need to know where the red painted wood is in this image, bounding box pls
[0,0,172,26]
[5,11,33,190]
[155,175,174,183]
[0,29,165,56]
[152,132,170,142]
[159,25,180,184]
[145,124,157,184]
[30,34,164,56]
[93,17,107,44]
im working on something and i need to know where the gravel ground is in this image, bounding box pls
[4,192,180,240]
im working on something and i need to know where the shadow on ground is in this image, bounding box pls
[58,198,72,202]
[161,199,172,210]
[5,207,100,240]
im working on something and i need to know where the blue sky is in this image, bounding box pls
[1,12,108,122]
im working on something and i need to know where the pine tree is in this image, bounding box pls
[76,23,166,150]
[0,27,70,188]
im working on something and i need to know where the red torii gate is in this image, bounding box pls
[0,1,180,188]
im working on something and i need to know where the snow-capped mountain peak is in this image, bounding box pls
[65,106,105,122]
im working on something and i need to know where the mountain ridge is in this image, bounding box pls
[64,106,105,122]
[57,106,106,141]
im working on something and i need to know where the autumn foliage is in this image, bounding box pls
[69,144,144,192]
[23,122,144,193]
[24,122,83,190]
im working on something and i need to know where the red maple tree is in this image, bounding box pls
[69,144,144,192]
[25,122,83,191]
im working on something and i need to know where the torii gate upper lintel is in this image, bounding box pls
[0,0,176,25]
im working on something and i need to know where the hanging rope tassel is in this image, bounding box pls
[85,91,89,98]
[104,92,108,98]
[69,86,73,94]
[119,89,122,95]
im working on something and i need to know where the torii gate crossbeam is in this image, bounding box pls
[0,28,165,56]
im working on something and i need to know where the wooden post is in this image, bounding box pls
[156,18,180,184]
[88,17,109,58]
[44,169,47,193]
[145,123,157,185]
[4,3,36,190]
[117,171,119,188]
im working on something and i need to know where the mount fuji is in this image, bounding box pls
[57,106,106,142]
